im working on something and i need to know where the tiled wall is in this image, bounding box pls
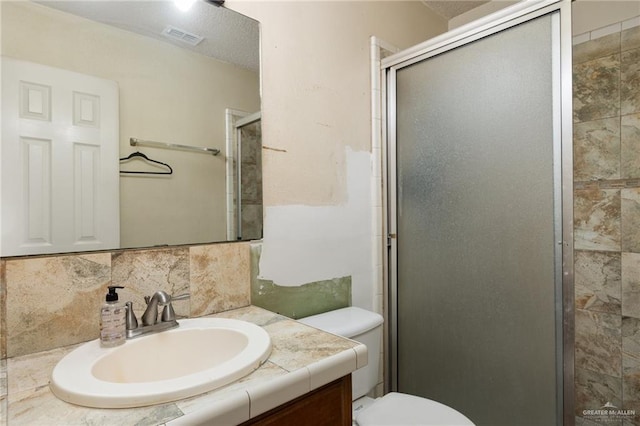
[239,122,263,241]
[573,21,640,425]
[0,241,252,421]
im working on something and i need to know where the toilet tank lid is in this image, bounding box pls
[298,307,383,338]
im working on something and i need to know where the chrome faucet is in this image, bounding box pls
[141,290,171,326]
[125,291,189,339]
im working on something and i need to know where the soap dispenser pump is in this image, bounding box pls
[100,286,126,347]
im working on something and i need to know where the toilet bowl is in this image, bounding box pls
[299,307,474,426]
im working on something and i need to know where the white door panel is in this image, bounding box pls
[1,57,120,256]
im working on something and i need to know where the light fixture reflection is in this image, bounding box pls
[174,0,197,12]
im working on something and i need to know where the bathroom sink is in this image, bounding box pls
[50,317,271,408]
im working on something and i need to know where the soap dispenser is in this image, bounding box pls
[100,286,126,347]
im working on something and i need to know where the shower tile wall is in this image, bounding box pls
[0,260,6,426]
[573,22,640,425]
[239,123,263,240]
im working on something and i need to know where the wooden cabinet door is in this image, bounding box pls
[242,375,352,426]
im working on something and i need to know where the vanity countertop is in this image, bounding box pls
[7,305,367,425]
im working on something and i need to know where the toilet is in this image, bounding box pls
[299,307,474,426]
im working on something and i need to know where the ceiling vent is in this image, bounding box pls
[162,25,204,46]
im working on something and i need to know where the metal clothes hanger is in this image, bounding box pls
[119,151,173,175]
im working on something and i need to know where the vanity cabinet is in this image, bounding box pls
[241,375,352,426]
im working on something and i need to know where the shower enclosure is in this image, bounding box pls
[384,1,573,424]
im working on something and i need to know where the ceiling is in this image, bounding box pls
[422,0,491,20]
[36,1,260,71]
[37,0,490,71]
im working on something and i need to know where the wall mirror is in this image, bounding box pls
[0,0,262,257]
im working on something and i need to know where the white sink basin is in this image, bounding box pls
[50,317,272,408]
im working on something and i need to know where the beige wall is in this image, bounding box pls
[226,1,446,311]
[448,1,517,29]
[450,0,640,35]
[228,1,446,207]
[573,0,640,34]
[1,2,260,248]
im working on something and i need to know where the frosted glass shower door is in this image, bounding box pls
[389,7,570,425]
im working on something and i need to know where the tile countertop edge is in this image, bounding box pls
[6,305,367,426]
[167,388,252,426]
[170,338,368,424]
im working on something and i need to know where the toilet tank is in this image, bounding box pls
[298,307,384,400]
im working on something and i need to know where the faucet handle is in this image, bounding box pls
[171,293,190,301]
[160,293,190,322]
[161,303,176,322]
[125,301,138,330]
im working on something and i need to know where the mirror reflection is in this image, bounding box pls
[0,0,262,257]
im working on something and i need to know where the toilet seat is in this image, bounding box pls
[355,392,474,426]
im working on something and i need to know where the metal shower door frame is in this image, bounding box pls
[382,0,574,423]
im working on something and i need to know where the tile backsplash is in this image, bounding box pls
[0,242,251,359]
[0,241,254,426]
[5,252,112,358]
